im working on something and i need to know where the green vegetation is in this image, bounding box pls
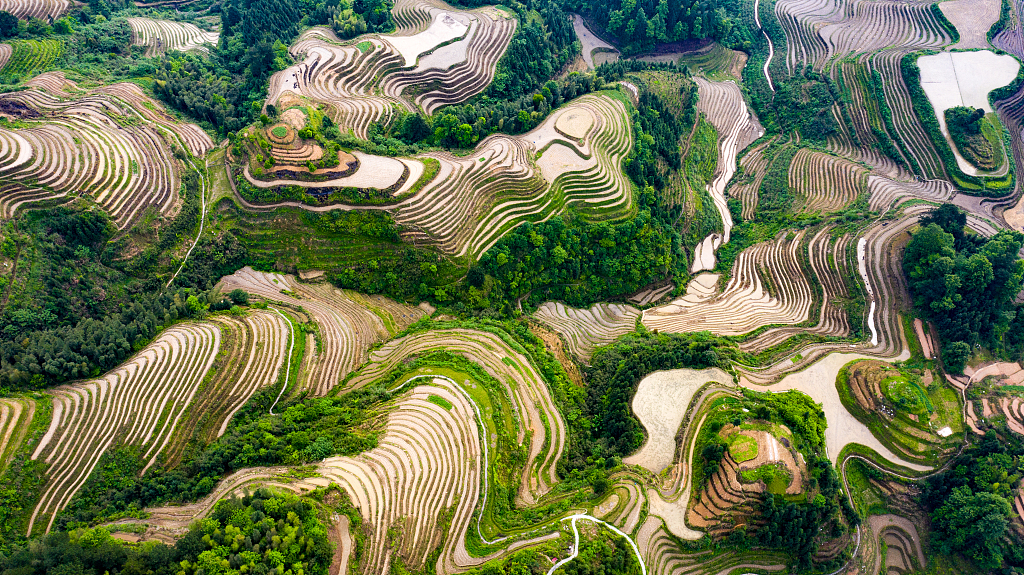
[944,107,1005,172]
[270,125,288,138]
[1,490,334,575]
[0,206,232,390]
[740,464,791,495]
[902,204,1024,373]
[922,432,1024,572]
[1,39,63,76]
[568,0,752,55]
[727,433,758,463]
[472,212,678,314]
[567,331,745,469]
[427,393,454,410]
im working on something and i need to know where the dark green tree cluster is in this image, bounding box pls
[772,67,840,142]
[567,0,749,55]
[902,204,1024,373]
[486,0,576,100]
[1,490,333,575]
[472,212,678,314]
[945,106,1000,171]
[755,455,849,572]
[922,431,1024,571]
[0,208,224,390]
[154,0,393,134]
[52,388,386,528]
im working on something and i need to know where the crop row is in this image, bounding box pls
[637,513,788,575]
[642,230,815,336]
[0,43,11,71]
[291,376,556,574]
[788,147,867,213]
[28,324,221,535]
[738,205,931,384]
[344,327,566,505]
[218,267,426,395]
[393,93,633,257]
[737,227,852,355]
[0,73,213,228]
[775,0,950,69]
[0,397,35,473]
[267,0,515,138]
[127,17,219,57]
[728,138,774,221]
[0,38,62,76]
[0,0,68,21]
[161,310,289,467]
[531,302,638,363]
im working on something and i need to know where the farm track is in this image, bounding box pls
[531,302,639,363]
[28,323,222,535]
[268,0,515,138]
[128,17,219,57]
[344,328,566,505]
[0,72,213,229]
[218,267,426,395]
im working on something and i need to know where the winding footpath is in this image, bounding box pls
[753,0,775,92]
[167,157,209,288]
[545,514,647,575]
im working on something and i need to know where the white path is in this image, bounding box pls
[754,0,775,92]
[545,514,647,575]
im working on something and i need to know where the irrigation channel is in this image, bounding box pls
[753,0,775,92]
[166,156,208,288]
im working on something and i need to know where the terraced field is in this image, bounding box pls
[28,323,222,535]
[644,229,835,336]
[788,147,867,213]
[344,327,566,505]
[690,77,764,271]
[0,39,62,76]
[161,310,290,467]
[393,92,634,256]
[218,267,426,395]
[267,0,515,137]
[0,397,35,472]
[0,72,214,228]
[127,17,219,56]
[531,302,638,363]
[0,0,68,20]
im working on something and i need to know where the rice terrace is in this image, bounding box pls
[2,0,1024,572]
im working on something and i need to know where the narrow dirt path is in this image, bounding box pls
[754,0,776,92]
[167,157,208,288]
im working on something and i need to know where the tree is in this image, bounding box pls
[942,341,972,374]
[932,486,1012,570]
[0,10,16,39]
